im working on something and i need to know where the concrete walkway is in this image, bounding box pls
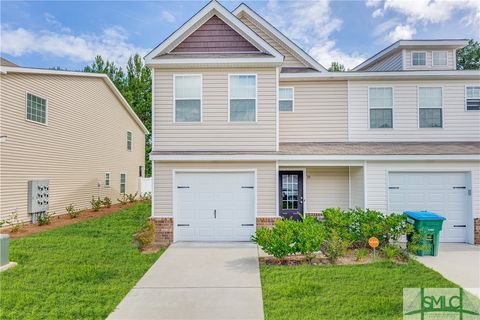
[416,243,480,297]
[108,242,264,320]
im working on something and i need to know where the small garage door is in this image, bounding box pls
[175,172,255,241]
[388,172,469,243]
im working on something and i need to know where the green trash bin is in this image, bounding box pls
[404,211,446,256]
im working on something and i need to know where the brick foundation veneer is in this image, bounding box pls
[475,218,480,245]
[256,217,281,229]
[306,212,324,220]
[150,217,173,247]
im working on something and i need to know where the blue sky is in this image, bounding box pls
[1,0,479,70]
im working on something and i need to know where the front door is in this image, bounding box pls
[279,171,304,220]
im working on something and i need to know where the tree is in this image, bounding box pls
[456,39,480,70]
[328,61,345,72]
[84,56,126,93]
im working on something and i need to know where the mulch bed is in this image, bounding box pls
[260,252,407,266]
[1,202,140,240]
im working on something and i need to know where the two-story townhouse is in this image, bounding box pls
[147,1,480,246]
[0,60,148,223]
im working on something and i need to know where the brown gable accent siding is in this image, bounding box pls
[171,15,260,53]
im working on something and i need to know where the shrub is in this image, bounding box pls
[320,229,351,263]
[126,192,138,203]
[117,194,128,205]
[141,192,152,201]
[1,212,23,232]
[37,212,53,226]
[252,219,297,259]
[383,245,401,259]
[355,247,368,261]
[102,197,112,208]
[406,228,432,254]
[134,220,155,249]
[322,208,355,242]
[291,216,325,260]
[66,204,80,218]
[90,196,102,212]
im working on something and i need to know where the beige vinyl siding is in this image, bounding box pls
[404,49,456,70]
[279,80,348,142]
[238,15,307,68]
[363,51,403,71]
[153,161,277,217]
[154,67,277,151]
[349,166,364,209]
[0,73,145,223]
[348,79,480,141]
[305,167,349,212]
[365,161,480,219]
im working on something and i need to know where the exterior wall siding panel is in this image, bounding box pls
[306,167,349,212]
[364,51,403,71]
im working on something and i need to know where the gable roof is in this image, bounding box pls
[0,57,18,67]
[233,3,328,72]
[0,66,148,134]
[353,39,468,71]
[144,1,283,67]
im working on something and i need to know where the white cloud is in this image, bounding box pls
[264,0,366,69]
[385,24,416,42]
[44,13,71,33]
[366,0,383,7]
[0,25,149,67]
[372,8,384,18]
[160,10,176,23]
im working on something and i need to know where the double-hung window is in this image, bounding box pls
[127,131,132,151]
[369,87,393,128]
[432,51,448,66]
[412,52,426,66]
[120,173,126,194]
[229,74,256,122]
[466,86,480,111]
[174,75,202,122]
[26,93,47,124]
[419,87,443,128]
[279,87,294,112]
[105,173,111,187]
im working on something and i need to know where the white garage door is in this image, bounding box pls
[175,172,255,241]
[388,172,469,243]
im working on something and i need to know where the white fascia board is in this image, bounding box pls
[280,70,480,81]
[2,66,149,134]
[144,1,283,65]
[150,154,480,161]
[233,4,328,72]
[147,57,283,67]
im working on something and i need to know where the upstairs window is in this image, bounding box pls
[419,87,443,128]
[369,87,393,128]
[26,93,47,124]
[229,74,256,122]
[127,131,132,151]
[120,173,126,194]
[412,52,426,66]
[432,51,448,66]
[466,86,480,111]
[279,87,294,112]
[174,75,202,122]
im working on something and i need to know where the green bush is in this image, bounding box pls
[291,216,325,260]
[252,219,297,259]
[320,229,351,263]
[127,192,138,203]
[102,197,112,208]
[90,196,102,212]
[66,204,80,218]
[37,212,53,226]
[117,194,128,205]
[134,220,155,249]
[355,247,368,261]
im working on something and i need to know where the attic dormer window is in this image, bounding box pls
[432,51,448,66]
[412,52,426,66]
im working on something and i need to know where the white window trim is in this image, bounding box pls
[465,85,480,112]
[127,130,133,151]
[120,173,127,194]
[367,86,394,129]
[417,85,444,129]
[105,172,111,188]
[278,87,294,112]
[172,74,203,123]
[228,73,258,123]
[25,91,48,126]
[431,50,448,67]
[411,51,427,67]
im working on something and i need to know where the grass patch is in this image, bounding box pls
[0,202,162,320]
[261,260,457,320]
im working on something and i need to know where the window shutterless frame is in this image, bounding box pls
[417,86,444,128]
[105,172,111,187]
[172,74,203,123]
[120,173,126,194]
[465,85,480,111]
[432,50,448,67]
[411,51,427,67]
[278,87,294,112]
[367,86,394,129]
[25,91,48,126]
[228,73,257,123]
[127,130,132,151]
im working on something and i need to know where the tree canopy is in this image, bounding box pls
[328,61,346,72]
[456,39,480,70]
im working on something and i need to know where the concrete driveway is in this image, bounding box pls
[107,242,264,320]
[416,243,480,297]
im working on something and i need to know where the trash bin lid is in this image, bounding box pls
[404,211,446,221]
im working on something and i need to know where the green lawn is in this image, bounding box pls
[0,201,162,320]
[261,260,457,320]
